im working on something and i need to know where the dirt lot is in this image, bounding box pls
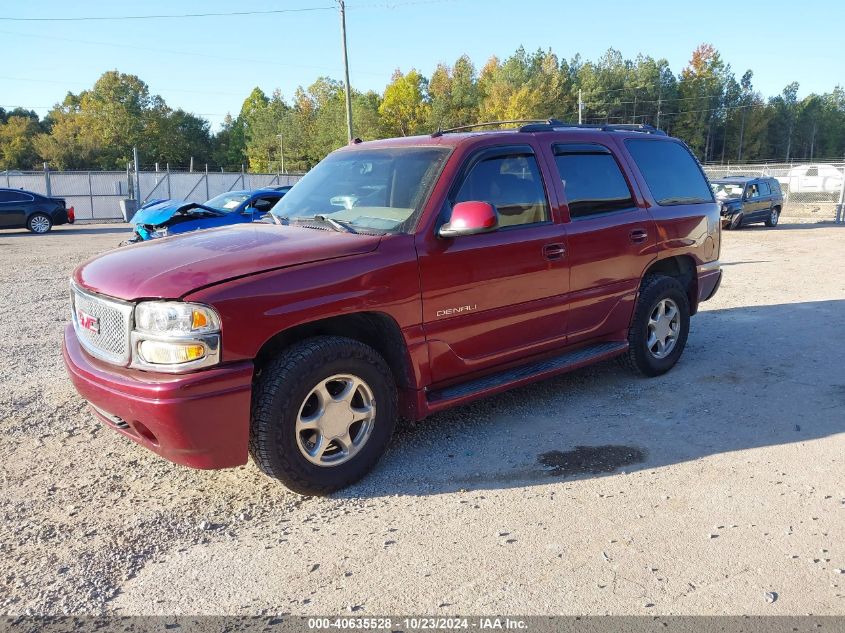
[0,222,843,617]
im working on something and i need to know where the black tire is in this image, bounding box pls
[726,213,743,230]
[27,213,53,234]
[764,207,780,227]
[620,274,690,377]
[249,336,397,495]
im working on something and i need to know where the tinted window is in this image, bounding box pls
[625,140,713,205]
[758,181,770,195]
[807,167,818,177]
[454,153,549,227]
[553,148,634,218]
[769,179,782,194]
[0,190,31,203]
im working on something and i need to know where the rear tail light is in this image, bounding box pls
[68,206,75,223]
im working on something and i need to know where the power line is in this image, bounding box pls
[0,28,384,76]
[0,6,335,22]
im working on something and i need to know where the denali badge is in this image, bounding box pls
[436,304,477,318]
[77,310,100,334]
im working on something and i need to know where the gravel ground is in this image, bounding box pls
[0,222,843,616]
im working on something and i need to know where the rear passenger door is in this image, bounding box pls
[549,142,656,345]
[0,190,30,228]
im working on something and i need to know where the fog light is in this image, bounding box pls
[138,340,206,365]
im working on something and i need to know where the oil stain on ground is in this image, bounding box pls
[538,445,647,477]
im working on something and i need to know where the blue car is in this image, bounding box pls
[122,187,291,244]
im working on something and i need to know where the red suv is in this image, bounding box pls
[63,122,722,494]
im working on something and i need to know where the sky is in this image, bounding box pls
[2,0,843,130]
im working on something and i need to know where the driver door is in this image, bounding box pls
[415,145,569,385]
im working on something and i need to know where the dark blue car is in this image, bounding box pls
[122,187,291,245]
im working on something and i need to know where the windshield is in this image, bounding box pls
[711,182,745,199]
[270,146,450,233]
[205,192,250,212]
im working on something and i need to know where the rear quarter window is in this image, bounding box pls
[625,139,714,206]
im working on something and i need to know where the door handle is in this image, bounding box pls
[629,228,648,243]
[542,243,566,260]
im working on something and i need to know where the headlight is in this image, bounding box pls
[131,301,221,372]
[135,302,220,335]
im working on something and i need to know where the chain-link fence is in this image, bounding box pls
[5,162,843,223]
[1,168,305,221]
[702,162,845,222]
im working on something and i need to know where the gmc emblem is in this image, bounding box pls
[77,310,100,334]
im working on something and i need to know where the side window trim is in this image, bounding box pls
[443,144,553,232]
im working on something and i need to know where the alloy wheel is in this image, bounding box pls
[30,216,51,233]
[296,373,376,467]
[646,298,681,359]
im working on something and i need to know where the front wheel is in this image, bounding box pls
[621,275,690,377]
[726,213,743,230]
[249,336,397,495]
[27,213,53,234]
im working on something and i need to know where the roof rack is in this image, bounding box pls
[518,122,666,135]
[431,120,666,137]
[431,119,564,137]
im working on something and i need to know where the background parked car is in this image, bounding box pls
[711,176,783,229]
[775,163,844,198]
[0,188,74,233]
[123,188,289,244]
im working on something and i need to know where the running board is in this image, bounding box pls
[426,341,628,406]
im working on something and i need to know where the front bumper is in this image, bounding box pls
[62,325,254,469]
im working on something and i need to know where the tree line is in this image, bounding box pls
[2,44,844,172]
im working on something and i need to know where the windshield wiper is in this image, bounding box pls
[310,214,357,234]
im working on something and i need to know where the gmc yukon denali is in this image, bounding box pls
[63,121,722,495]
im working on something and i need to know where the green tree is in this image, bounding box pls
[0,116,41,169]
[379,69,430,136]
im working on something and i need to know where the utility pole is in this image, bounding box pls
[656,95,662,130]
[338,0,354,142]
[276,133,285,174]
[578,89,583,124]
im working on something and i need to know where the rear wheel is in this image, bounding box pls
[27,213,53,234]
[765,207,780,227]
[621,274,690,377]
[249,336,397,495]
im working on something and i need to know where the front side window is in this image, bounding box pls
[271,147,450,233]
[747,184,760,198]
[625,139,714,206]
[454,152,549,227]
[553,147,635,218]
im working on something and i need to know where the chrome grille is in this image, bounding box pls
[71,284,134,365]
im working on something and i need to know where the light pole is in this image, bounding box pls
[338,0,354,142]
[276,132,285,174]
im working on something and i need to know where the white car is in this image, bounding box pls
[775,164,844,196]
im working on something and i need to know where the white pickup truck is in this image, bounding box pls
[775,164,844,197]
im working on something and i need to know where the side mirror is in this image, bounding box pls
[438,201,498,238]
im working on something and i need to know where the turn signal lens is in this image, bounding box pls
[138,340,206,365]
[191,309,209,330]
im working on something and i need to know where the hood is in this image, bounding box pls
[132,199,225,226]
[74,223,382,301]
